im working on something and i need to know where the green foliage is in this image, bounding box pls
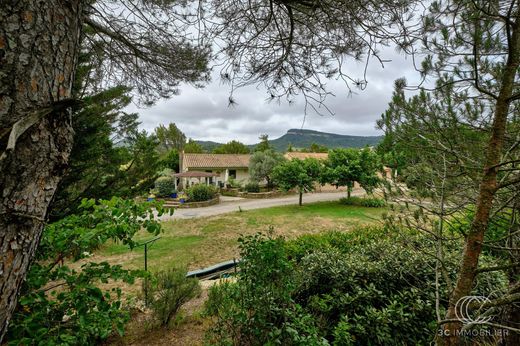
[205,232,326,345]
[50,85,162,219]
[264,129,382,152]
[339,196,387,208]
[227,176,242,189]
[146,267,201,327]
[8,198,167,345]
[244,181,260,193]
[160,149,180,172]
[321,148,381,197]
[186,184,218,202]
[301,143,328,153]
[272,158,321,205]
[154,123,186,153]
[183,138,205,153]
[213,140,250,154]
[254,134,273,152]
[154,176,177,197]
[249,150,286,188]
[206,228,507,345]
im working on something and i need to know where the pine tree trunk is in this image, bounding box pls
[0,1,83,341]
[441,13,520,345]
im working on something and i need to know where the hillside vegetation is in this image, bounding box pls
[196,129,382,152]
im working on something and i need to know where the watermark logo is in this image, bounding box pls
[454,295,492,324]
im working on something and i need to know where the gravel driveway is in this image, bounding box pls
[159,189,364,220]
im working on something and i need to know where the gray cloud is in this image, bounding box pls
[125,48,419,144]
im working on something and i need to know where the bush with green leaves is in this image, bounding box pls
[339,196,387,207]
[154,176,176,196]
[145,267,201,328]
[244,181,260,193]
[205,228,507,345]
[185,184,217,202]
[205,232,326,345]
[7,198,168,345]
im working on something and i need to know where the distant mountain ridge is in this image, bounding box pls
[196,129,383,152]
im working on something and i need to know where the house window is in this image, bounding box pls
[229,169,237,179]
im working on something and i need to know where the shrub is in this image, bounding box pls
[205,227,507,345]
[146,267,201,328]
[227,177,242,188]
[244,181,260,193]
[186,184,217,202]
[339,196,386,207]
[155,176,176,196]
[205,232,326,345]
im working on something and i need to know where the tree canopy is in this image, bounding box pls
[254,134,273,152]
[206,0,413,109]
[249,150,286,188]
[272,158,322,206]
[184,139,205,153]
[213,140,250,154]
[155,123,186,154]
[321,148,381,198]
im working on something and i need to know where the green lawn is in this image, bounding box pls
[96,201,386,272]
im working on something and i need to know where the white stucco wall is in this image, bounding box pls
[182,168,250,188]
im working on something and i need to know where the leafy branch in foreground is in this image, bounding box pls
[6,198,168,345]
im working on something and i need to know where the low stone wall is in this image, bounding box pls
[238,190,293,199]
[220,188,240,197]
[176,196,220,208]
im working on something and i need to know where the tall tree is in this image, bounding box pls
[49,84,141,219]
[393,2,520,343]
[0,1,209,339]
[272,158,321,206]
[154,123,186,153]
[254,134,272,152]
[213,140,250,154]
[375,1,520,341]
[249,150,286,188]
[183,139,205,153]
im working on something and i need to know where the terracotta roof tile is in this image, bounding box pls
[284,152,329,160]
[182,153,251,169]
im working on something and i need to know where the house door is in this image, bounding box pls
[205,170,213,184]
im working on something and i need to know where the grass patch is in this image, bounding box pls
[96,201,386,272]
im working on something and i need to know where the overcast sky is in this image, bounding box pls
[126,48,420,145]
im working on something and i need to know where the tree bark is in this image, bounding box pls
[441,12,520,345]
[0,1,83,341]
[299,190,303,206]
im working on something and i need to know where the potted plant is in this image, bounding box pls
[178,192,186,204]
[170,190,178,199]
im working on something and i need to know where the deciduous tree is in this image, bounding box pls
[272,158,321,206]
[321,148,380,198]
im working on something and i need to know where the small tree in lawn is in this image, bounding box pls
[272,158,321,206]
[249,150,285,189]
[321,148,380,198]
